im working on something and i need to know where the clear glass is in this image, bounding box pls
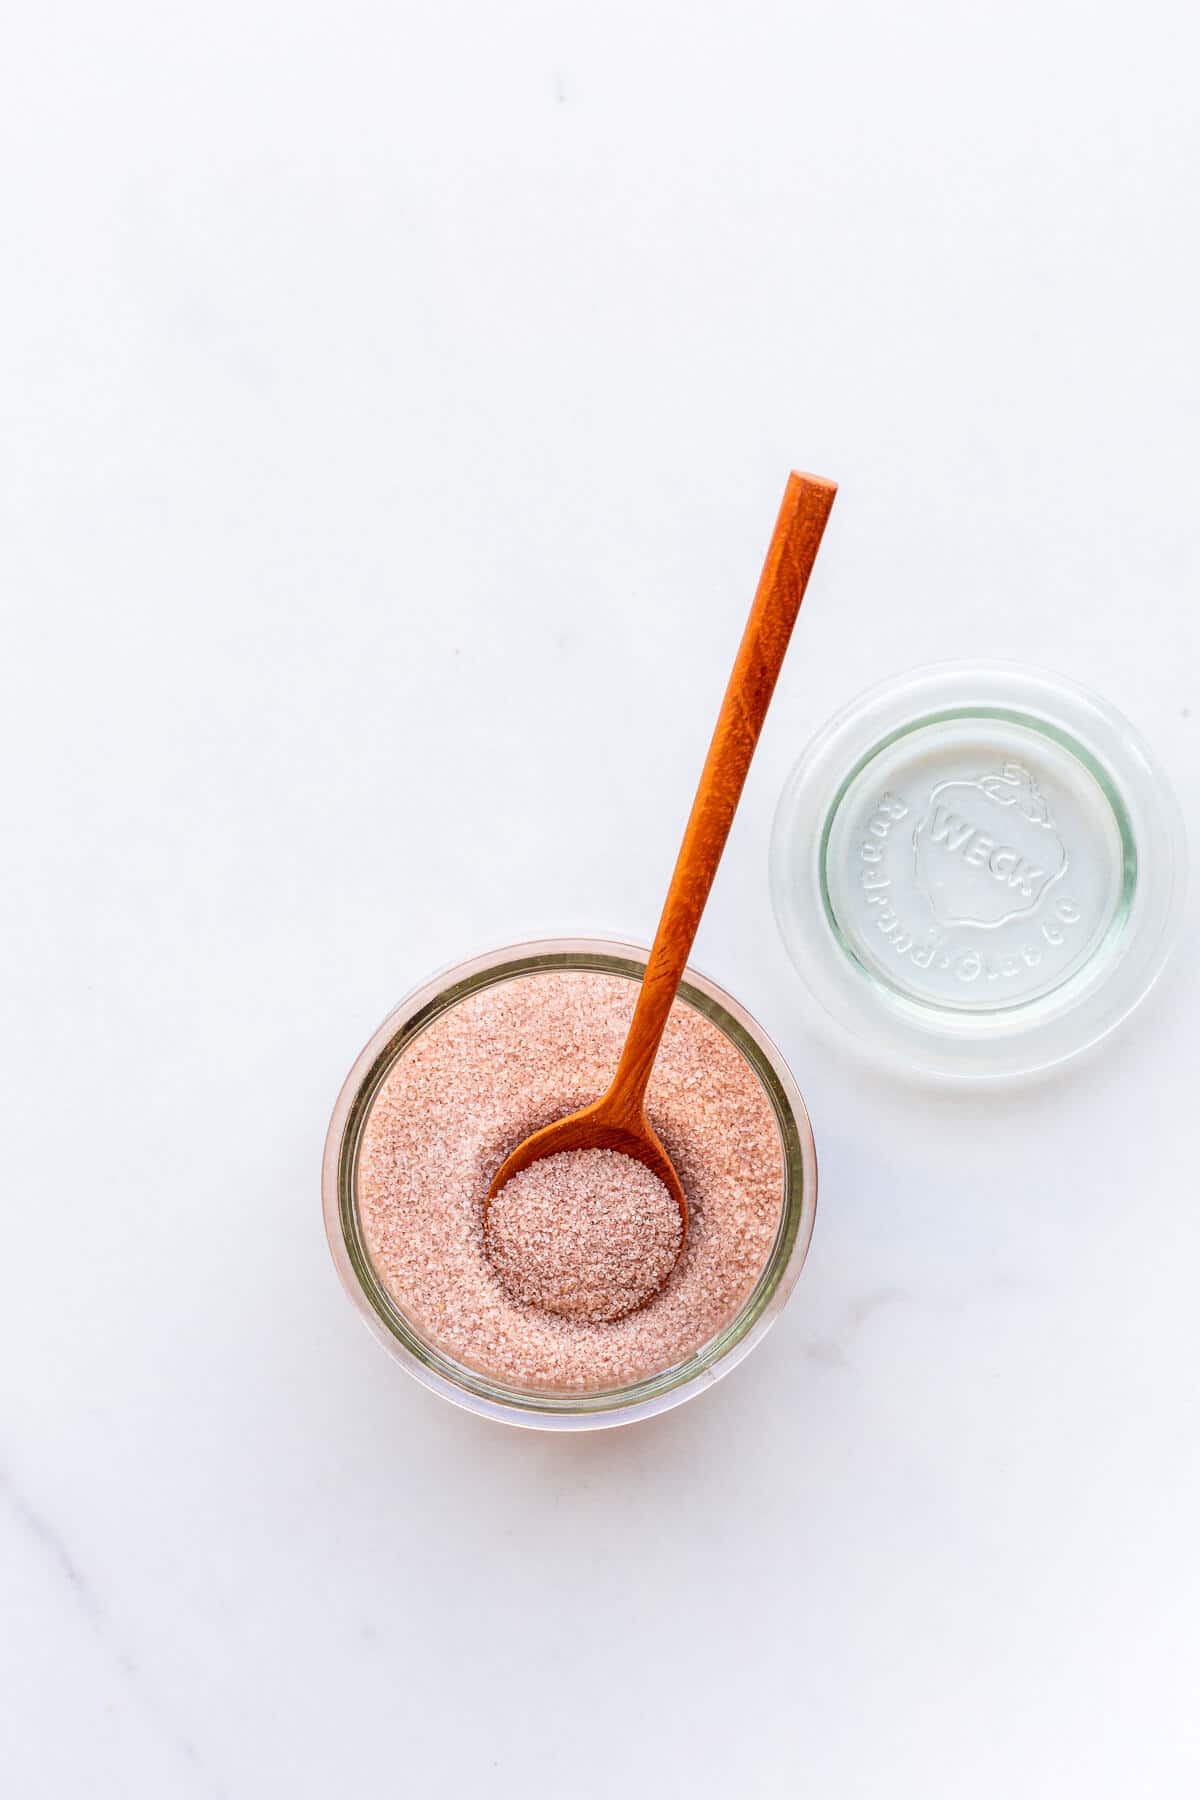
[322,938,817,1430]
[771,662,1186,1081]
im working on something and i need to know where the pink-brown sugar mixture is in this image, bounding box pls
[485,1148,683,1323]
[356,970,784,1390]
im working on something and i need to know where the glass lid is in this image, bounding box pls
[770,663,1185,1080]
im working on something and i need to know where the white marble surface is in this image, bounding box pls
[3,4,1199,1795]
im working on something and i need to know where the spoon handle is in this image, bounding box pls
[603,471,837,1126]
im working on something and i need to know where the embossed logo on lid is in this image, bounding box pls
[913,762,1068,929]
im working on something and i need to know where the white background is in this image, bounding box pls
[3,4,1198,1795]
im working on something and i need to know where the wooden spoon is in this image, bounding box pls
[485,470,837,1266]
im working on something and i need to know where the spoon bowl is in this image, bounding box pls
[487,1095,687,1229]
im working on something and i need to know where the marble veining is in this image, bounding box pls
[2,1465,226,1798]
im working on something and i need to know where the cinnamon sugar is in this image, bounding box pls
[356,970,783,1391]
[485,1148,683,1323]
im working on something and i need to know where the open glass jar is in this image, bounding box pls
[323,937,816,1430]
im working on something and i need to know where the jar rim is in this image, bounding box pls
[322,936,816,1430]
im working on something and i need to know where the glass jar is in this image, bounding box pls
[323,937,816,1430]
